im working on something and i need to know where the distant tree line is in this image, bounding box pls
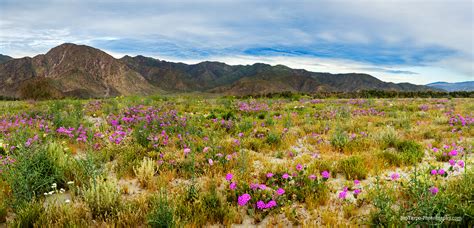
[233,90,474,99]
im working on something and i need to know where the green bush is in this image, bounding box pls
[82,177,121,219]
[395,140,424,165]
[331,128,349,152]
[147,190,175,227]
[11,201,43,227]
[338,155,368,180]
[4,144,66,207]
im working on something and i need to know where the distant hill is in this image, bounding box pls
[426,81,474,92]
[0,54,13,64]
[0,43,439,99]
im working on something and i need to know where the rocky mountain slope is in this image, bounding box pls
[0,43,439,98]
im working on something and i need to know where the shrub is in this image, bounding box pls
[4,144,66,207]
[82,177,121,219]
[338,155,368,180]
[134,157,156,188]
[147,190,175,227]
[266,132,281,145]
[331,128,349,152]
[395,140,424,165]
[11,201,43,227]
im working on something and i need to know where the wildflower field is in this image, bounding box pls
[0,95,472,226]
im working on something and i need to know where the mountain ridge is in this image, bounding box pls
[0,43,440,98]
[426,81,474,92]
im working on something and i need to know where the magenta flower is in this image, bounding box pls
[229,182,237,190]
[430,169,438,175]
[458,160,465,168]
[258,184,267,190]
[391,173,400,181]
[430,186,439,195]
[449,149,458,156]
[438,169,446,175]
[226,173,233,181]
[184,148,191,156]
[321,171,330,179]
[432,147,439,152]
[354,179,360,185]
[203,147,210,153]
[238,132,244,137]
[282,173,290,179]
[238,194,251,206]
[266,172,274,178]
[208,159,214,166]
[256,200,266,210]
[309,174,317,180]
[266,200,277,208]
[354,189,362,195]
[276,188,285,195]
[449,159,456,166]
[339,191,347,199]
[296,164,303,171]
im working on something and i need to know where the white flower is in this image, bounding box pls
[67,181,74,185]
[65,199,71,203]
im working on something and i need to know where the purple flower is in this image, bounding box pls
[309,174,317,180]
[449,159,456,166]
[229,182,237,190]
[430,186,439,195]
[391,173,400,181]
[339,191,347,199]
[276,188,285,195]
[438,169,446,175]
[430,169,438,175]
[354,179,360,185]
[238,132,244,137]
[208,159,213,166]
[238,194,251,206]
[282,173,290,179]
[321,171,330,179]
[266,172,274,178]
[266,200,277,208]
[203,147,210,153]
[183,148,191,156]
[256,200,266,210]
[258,184,267,190]
[458,160,465,168]
[354,189,362,195]
[226,173,233,181]
[449,149,458,156]
[296,164,303,171]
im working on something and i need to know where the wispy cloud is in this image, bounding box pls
[0,0,472,83]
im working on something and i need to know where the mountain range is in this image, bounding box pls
[426,81,474,92]
[0,43,442,99]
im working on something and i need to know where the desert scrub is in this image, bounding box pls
[134,157,156,188]
[82,177,121,219]
[10,200,43,227]
[330,128,349,152]
[379,126,398,147]
[338,155,368,180]
[3,144,66,207]
[395,140,424,165]
[147,190,175,227]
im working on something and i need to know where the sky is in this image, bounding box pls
[0,0,473,84]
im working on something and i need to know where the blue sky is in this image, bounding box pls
[0,0,472,84]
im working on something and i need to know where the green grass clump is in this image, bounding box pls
[338,155,368,180]
[82,177,121,219]
[4,144,66,207]
[147,191,175,228]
